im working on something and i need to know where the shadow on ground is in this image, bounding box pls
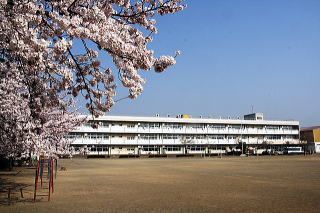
[0,174,33,206]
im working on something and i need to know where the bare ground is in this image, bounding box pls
[1,155,320,212]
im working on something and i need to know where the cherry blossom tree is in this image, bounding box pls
[0,63,84,158]
[0,0,184,157]
[1,0,184,116]
[0,66,30,158]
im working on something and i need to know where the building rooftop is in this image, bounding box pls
[83,114,299,126]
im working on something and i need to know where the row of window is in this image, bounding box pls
[265,135,294,140]
[140,135,158,140]
[83,122,297,130]
[164,145,181,151]
[189,146,206,151]
[141,145,205,152]
[66,133,109,139]
[208,135,225,140]
[265,135,282,140]
[67,133,297,140]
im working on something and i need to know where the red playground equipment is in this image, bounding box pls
[33,157,58,201]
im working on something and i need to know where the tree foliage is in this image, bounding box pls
[0,0,184,157]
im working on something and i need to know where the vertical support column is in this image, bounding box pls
[34,160,40,202]
[40,160,43,188]
[55,159,57,179]
[51,159,54,193]
[48,158,51,201]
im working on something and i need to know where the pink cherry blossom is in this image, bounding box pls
[0,0,184,157]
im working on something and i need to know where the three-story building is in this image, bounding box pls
[67,113,300,156]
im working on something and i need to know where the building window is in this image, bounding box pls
[229,125,241,129]
[163,123,183,129]
[208,135,224,140]
[139,123,149,128]
[183,135,194,140]
[65,132,82,139]
[195,135,206,139]
[127,124,135,128]
[188,124,204,129]
[265,135,281,140]
[208,125,225,129]
[100,121,109,127]
[140,134,158,140]
[142,146,159,151]
[163,134,179,140]
[83,133,109,140]
[164,146,181,151]
[282,126,292,130]
[283,135,294,139]
[149,123,161,129]
[227,135,237,140]
[190,146,205,151]
[266,126,279,130]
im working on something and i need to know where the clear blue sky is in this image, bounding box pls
[95,0,320,127]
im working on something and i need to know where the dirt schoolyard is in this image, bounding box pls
[1,155,320,212]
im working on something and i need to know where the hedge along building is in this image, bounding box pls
[300,126,320,153]
[66,113,300,156]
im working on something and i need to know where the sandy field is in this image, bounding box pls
[1,155,320,212]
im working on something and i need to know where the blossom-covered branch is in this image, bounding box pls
[1,0,184,116]
[0,0,184,157]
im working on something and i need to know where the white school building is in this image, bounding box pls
[67,113,300,156]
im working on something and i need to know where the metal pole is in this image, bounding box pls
[34,160,40,202]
